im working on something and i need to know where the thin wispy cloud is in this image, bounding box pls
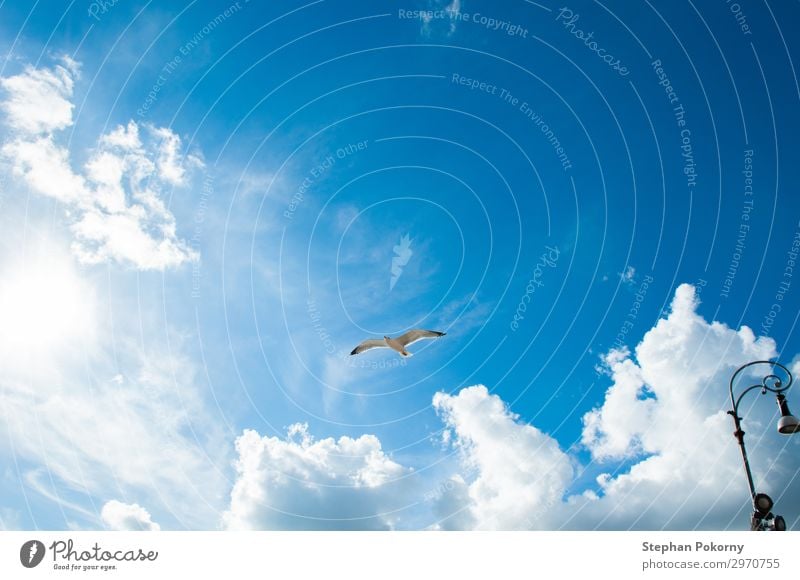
[0,331,229,527]
[421,0,463,36]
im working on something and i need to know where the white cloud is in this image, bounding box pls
[224,424,415,530]
[2,136,87,204]
[431,284,800,530]
[433,385,573,529]
[101,120,143,150]
[620,265,636,284]
[149,125,203,185]
[570,283,785,529]
[71,207,195,270]
[101,500,160,531]
[581,348,653,459]
[0,61,199,271]
[582,285,775,461]
[0,59,75,133]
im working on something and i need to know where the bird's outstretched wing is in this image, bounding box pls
[396,329,446,347]
[350,339,388,355]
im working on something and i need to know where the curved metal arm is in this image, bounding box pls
[729,360,793,416]
[727,360,794,510]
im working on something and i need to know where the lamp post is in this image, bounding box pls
[728,360,800,531]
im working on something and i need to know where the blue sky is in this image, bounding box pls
[0,0,799,531]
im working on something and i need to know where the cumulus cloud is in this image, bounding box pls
[101,500,161,531]
[0,60,199,270]
[432,385,573,529]
[218,283,798,530]
[224,423,415,530]
[0,57,76,133]
[3,136,87,204]
[568,284,791,530]
[431,284,800,530]
[149,125,203,185]
[582,285,774,462]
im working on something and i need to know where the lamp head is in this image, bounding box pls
[778,415,800,434]
[753,493,774,517]
[776,394,800,434]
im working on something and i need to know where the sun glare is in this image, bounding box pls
[0,258,94,354]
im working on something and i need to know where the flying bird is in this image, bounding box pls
[350,329,446,357]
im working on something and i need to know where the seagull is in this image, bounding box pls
[350,330,446,357]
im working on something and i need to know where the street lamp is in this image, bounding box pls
[728,360,798,531]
